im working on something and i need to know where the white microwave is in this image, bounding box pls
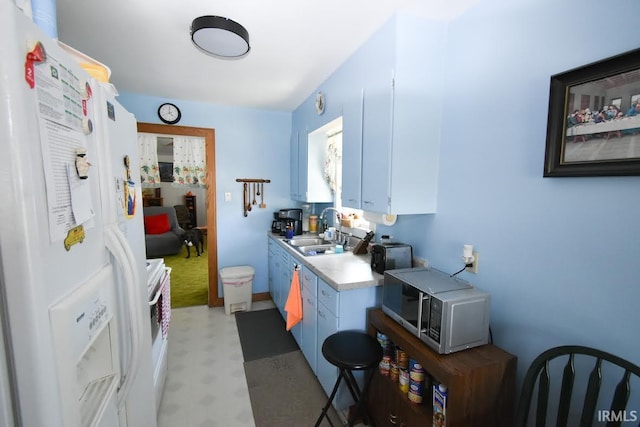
[382,267,490,354]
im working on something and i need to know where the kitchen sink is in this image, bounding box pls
[294,244,339,256]
[284,235,362,256]
[286,237,328,247]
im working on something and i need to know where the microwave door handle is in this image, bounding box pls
[418,292,428,334]
[416,292,424,336]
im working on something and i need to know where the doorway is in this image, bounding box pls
[137,122,222,307]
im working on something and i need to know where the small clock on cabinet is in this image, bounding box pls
[157,103,181,124]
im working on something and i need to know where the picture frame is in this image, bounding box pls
[158,162,174,183]
[544,48,640,177]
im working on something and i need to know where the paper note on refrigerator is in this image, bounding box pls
[33,42,92,242]
[66,164,95,226]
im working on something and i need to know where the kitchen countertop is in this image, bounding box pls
[269,232,384,292]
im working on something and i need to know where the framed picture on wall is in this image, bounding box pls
[544,48,640,177]
[158,162,174,182]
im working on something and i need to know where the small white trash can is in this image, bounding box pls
[220,265,254,315]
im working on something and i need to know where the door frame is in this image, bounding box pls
[137,122,222,307]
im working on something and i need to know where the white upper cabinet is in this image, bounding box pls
[340,13,446,214]
[341,90,364,208]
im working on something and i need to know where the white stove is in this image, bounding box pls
[146,258,165,299]
[145,258,170,413]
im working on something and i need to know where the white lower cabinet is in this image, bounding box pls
[277,248,289,318]
[268,239,276,299]
[315,279,382,411]
[267,236,382,412]
[317,296,339,402]
[300,266,318,374]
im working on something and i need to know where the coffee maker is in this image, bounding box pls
[271,212,285,234]
[276,208,303,236]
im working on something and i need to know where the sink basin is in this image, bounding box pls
[295,244,338,256]
[286,237,328,247]
[285,235,358,256]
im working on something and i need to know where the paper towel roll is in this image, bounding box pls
[363,211,397,226]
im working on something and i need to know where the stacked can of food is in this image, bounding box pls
[379,354,391,376]
[396,347,409,394]
[389,359,399,382]
[377,332,394,375]
[396,347,409,370]
[408,359,426,403]
[376,332,389,348]
[398,368,410,394]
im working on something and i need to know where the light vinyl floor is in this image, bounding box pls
[157,300,275,427]
[157,301,359,427]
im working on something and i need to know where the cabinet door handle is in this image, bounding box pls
[318,309,325,319]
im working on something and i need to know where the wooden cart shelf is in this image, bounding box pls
[366,308,517,427]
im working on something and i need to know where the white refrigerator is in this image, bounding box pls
[0,2,158,426]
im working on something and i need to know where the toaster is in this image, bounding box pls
[370,243,413,274]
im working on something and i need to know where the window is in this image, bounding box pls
[158,162,173,183]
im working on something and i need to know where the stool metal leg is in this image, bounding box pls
[343,369,362,403]
[314,370,345,427]
[348,368,376,427]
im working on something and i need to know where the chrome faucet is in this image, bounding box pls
[319,207,342,241]
[318,207,349,245]
[319,207,341,222]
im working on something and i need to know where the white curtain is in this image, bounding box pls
[138,133,161,187]
[172,136,206,188]
[324,131,342,194]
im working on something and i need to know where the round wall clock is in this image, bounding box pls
[158,103,181,124]
[315,92,325,115]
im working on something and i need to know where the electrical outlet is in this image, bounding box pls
[224,192,232,202]
[465,252,479,274]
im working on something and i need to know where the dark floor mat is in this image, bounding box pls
[235,308,299,362]
[244,350,342,426]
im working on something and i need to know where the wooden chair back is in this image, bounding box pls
[516,345,640,426]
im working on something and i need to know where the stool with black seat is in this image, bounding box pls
[315,330,383,427]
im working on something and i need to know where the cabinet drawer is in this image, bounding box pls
[301,285,317,373]
[301,266,317,295]
[318,279,338,317]
[317,301,339,396]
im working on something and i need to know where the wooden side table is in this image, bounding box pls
[366,308,517,426]
[143,197,163,207]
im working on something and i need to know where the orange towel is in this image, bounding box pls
[285,269,302,330]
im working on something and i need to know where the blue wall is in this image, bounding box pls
[118,93,292,295]
[432,0,640,367]
[293,0,640,400]
[434,0,640,370]
[410,0,638,375]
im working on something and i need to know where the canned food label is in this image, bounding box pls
[408,391,423,403]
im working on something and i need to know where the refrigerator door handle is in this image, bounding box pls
[104,224,143,407]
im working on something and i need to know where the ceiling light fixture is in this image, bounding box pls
[191,15,250,59]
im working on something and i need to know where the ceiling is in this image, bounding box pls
[56,0,477,112]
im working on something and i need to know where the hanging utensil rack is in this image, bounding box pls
[236,179,271,217]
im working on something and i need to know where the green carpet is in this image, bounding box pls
[162,238,208,308]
